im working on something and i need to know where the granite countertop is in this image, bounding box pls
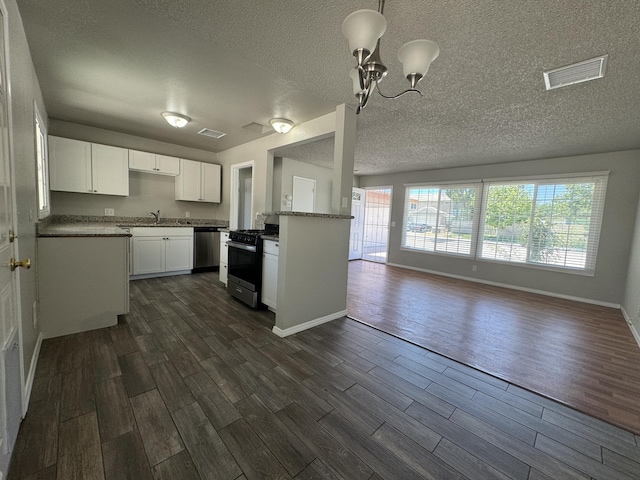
[261,234,279,241]
[37,215,229,238]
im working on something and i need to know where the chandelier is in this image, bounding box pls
[342,0,440,114]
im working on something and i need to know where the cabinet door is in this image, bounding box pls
[201,163,221,203]
[128,150,156,173]
[175,159,201,201]
[219,232,229,285]
[165,236,193,272]
[133,237,165,274]
[49,136,92,193]
[156,155,180,175]
[262,252,278,309]
[92,143,129,196]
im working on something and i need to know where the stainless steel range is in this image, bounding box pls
[226,218,278,309]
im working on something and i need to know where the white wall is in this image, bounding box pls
[273,157,333,213]
[48,120,225,219]
[622,192,640,343]
[359,150,640,305]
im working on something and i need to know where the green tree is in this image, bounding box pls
[484,185,532,234]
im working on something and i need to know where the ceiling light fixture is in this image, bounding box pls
[342,0,440,114]
[162,112,191,128]
[270,118,294,134]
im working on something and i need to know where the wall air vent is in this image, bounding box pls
[197,128,226,139]
[544,55,608,91]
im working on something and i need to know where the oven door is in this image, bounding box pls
[227,241,261,291]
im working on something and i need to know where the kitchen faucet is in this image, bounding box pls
[149,210,160,223]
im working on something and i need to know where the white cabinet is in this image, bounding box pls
[129,150,180,175]
[131,227,194,277]
[262,239,279,310]
[219,231,229,285]
[49,136,129,196]
[38,236,129,338]
[175,159,221,203]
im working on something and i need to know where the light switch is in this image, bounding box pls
[104,208,115,216]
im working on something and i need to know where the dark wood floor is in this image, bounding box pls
[8,271,640,479]
[347,260,640,435]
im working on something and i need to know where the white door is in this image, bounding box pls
[0,2,24,464]
[292,176,315,213]
[349,188,365,260]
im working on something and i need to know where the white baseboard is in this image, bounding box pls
[272,310,348,338]
[621,306,640,348]
[387,262,621,309]
[22,333,43,416]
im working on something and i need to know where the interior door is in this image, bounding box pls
[292,176,315,213]
[0,3,23,463]
[349,188,365,260]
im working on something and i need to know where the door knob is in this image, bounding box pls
[10,257,31,271]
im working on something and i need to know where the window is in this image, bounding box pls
[35,104,49,219]
[479,175,607,273]
[403,183,481,256]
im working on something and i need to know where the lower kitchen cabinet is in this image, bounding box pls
[38,236,129,338]
[262,239,279,310]
[219,231,229,285]
[131,227,193,277]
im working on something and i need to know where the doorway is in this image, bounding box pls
[362,187,392,263]
[349,188,365,260]
[231,162,254,230]
[292,176,315,213]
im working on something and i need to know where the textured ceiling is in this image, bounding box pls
[16,0,640,175]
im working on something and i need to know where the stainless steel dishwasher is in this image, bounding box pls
[193,227,220,272]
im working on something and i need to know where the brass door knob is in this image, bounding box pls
[10,257,31,271]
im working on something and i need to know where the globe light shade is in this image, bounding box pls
[397,39,440,78]
[350,68,364,95]
[270,118,294,134]
[162,112,190,128]
[342,9,387,56]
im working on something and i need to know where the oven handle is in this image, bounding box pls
[226,241,257,252]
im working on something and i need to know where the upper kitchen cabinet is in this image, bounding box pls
[49,136,129,196]
[129,149,180,175]
[175,159,221,203]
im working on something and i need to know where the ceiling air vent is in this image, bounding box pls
[543,55,608,91]
[197,128,226,139]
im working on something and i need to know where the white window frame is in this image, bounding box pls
[401,182,482,258]
[34,102,50,219]
[477,173,608,275]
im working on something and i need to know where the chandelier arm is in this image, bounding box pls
[375,81,424,99]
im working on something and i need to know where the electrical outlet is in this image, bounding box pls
[185,211,191,218]
[104,208,115,216]
[472,265,477,272]
[391,221,396,227]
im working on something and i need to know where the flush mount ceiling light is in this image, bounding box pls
[342,0,440,114]
[162,112,191,128]
[270,118,294,134]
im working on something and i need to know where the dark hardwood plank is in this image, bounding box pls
[130,389,185,466]
[102,430,154,480]
[18,465,56,480]
[233,362,293,413]
[276,402,373,480]
[235,394,315,477]
[91,342,122,381]
[151,450,202,480]
[293,459,339,480]
[434,437,514,480]
[135,333,169,366]
[319,411,428,480]
[171,402,242,480]
[119,351,157,397]
[184,370,242,430]
[95,376,136,442]
[199,354,254,403]
[149,361,196,411]
[163,340,202,377]
[109,322,139,356]
[176,330,215,361]
[59,367,95,422]
[57,412,104,480]
[218,419,292,480]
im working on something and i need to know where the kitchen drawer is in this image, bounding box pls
[131,227,194,237]
[263,239,279,255]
